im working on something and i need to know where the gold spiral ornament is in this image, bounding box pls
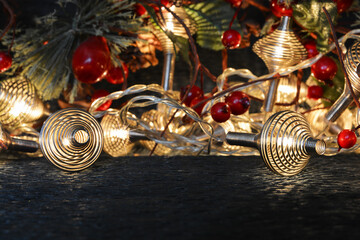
[39,108,103,171]
[153,4,196,91]
[101,111,135,157]
[326,40,360,122]
[253,16,307,112]
[226,110,326,176]
[140,109,172,155]
[0,76,46,126]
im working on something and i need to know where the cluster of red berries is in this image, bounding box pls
[72,36,129,86]
[135,0,171,16]
[180,85,210,116]
[211,91,250,123]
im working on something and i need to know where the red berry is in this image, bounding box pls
[311,56,338,83]
[224,0,243,7]
[307,85,323,100]
[106,62,129,85]
[135,4,147,16]
[150,0,171,11]
[337,129,357,149]
[72,36,111,84]
[190,95,210,116]
[270,0,293,18]
[303,39,319,58]
[225,91,250,115]
[0,52,12,73]
[91,89,112,111]
[333,0,354,13]
[222,29,241,49]
[180,85,203,107]
[211,102,231,123]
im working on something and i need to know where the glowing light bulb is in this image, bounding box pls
[253,16,307,112]
[226,110,326,176]
[153,3,196,91]
[101,111,143,157]
[0,76,47,127]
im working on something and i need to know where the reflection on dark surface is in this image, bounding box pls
[0,154,360,239]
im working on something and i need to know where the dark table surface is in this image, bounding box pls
[1,153,360,239]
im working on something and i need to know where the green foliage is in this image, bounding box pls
[184,0,242,51]
[293,0,337,53]
[2,0,143,101]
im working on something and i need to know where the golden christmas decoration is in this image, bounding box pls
[226,110,326,176]
[39,108,103,171]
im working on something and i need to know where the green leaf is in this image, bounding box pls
[184,0,242,51]
[293,0,337,53]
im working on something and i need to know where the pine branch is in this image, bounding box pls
[1,0,144,101]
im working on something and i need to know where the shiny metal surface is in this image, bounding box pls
[39,108,103,171]
[326,41,360,122]
[0,76,46,126]
[101,111,135,157]
[153,5,196,91]
[253,16,307,112]
[226,110,325,176]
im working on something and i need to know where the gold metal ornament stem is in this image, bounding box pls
[225,132,258,149]
[225,110,325,176]
[8,136,39,153]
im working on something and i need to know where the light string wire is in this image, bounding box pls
[88,30,360,156]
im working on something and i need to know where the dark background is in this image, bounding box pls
[1,0,360,239]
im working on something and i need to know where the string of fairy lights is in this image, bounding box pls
[0,1,359,176]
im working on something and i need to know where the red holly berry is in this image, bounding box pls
[270,0,293,18]
[222,29,241,49]
[180,85,203,107]
[106,62,129,85]
[337,129,357,149]
[91,89,113,111]
[311,56,338,83]
[224,0,243,7]
[333,0,354,13]
[211,102,231,123]
[225,91,250,115]
[150,0,171,11]
[72,36,111,84]
[135,4,147,16]
[0,52,12,73]
[190,94,210,116]
[303,39,319,58]
[307,85,323,100]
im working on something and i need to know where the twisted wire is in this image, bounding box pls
[39,108,103,171]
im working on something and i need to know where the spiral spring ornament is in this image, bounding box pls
[140,109,172,155]
[0,76,46,126]
[39,108,103,171]
[226,110,326,176]
[153,3,196,91]
[101,111,136,157]
[253,16,307,112]
[326,40,360,122]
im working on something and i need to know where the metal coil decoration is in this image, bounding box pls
[140,109,172,155]
[101,111,135,157]
[226,110,326,176]
[39,108,103,171]
[153,3,196,91]
[0,76,46,126]
[253,16,307,112]
[326,40,360,122]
